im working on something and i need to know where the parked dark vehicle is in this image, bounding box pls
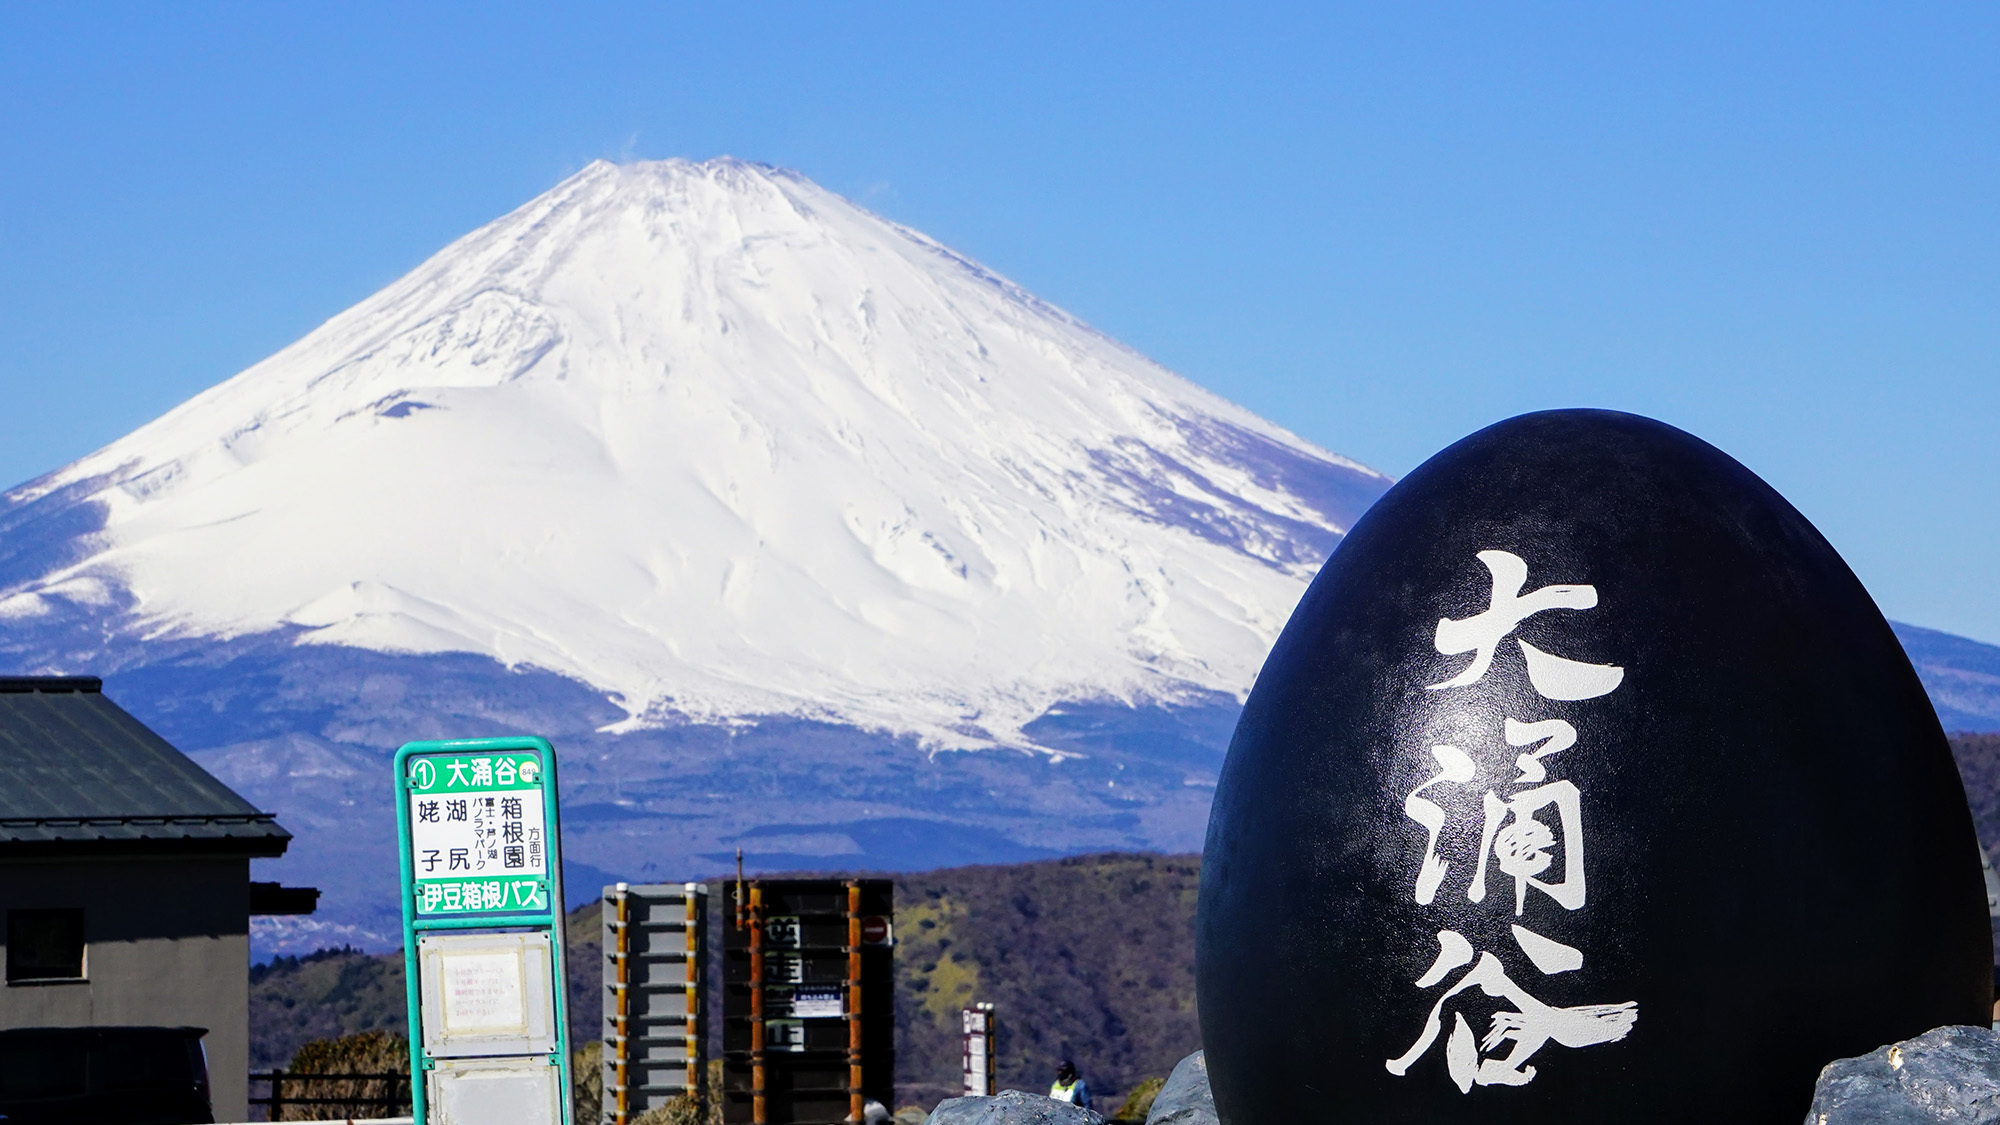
[0,1026,212,1124]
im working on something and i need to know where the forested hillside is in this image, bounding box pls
[254,735,2000,1105]
[251,852,1201,1109]
[894,853,1199,1105]
[1950,733,2000,856]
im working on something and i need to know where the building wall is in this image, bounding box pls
[0,854,252,1121]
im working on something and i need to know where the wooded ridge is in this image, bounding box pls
[253,734,2000,1106]
[252,851,1202,1109]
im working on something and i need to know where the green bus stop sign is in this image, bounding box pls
[405,748,552,915]
[396,736,572,1125]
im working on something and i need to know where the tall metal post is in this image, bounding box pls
[613,883,631,1125]
[846,880,863,1123]
[685,884,703,1098]
[749,881,766,1125]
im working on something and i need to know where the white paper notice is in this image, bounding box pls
[441,951,529,1035]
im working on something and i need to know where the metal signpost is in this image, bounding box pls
[960,1004,995,1097]
[601,882,708,1125]
[397,736,572,1125]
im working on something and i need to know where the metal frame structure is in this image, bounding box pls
[602,881,707,1124]
[722,876,893,1124]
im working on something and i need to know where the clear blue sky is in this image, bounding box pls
[1,3,1995,642]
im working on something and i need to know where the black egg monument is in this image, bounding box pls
[1196,410,1991,1122]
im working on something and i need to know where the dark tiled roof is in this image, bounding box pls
[0,677,290,857]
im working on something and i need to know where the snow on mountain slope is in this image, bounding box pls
[1,158,1389,751]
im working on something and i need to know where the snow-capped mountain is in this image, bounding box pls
[4,160,1994,952]
[0,159,1390,948]
[4,158,1383,750]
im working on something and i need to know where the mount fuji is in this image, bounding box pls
[0,158,1393,949]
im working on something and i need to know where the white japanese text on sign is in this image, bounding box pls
[406,752,548,915]
[1385,550,1639,1094]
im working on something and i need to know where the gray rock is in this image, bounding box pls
[1147,1051,1216,1125]
[926,1090,1104,1125]
[1805,1024,2000,1124]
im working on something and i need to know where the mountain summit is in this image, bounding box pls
[4,160,1993,951]
[0,158,1394,947]
[5,158,1386,752]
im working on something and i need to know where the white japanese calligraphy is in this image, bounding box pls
[1504,718,1575,785]
[1469,781,1585,914]
[1388,550,1637,1092]
[1406,745,1477,906]
[1387,934,1637,1092]
[1428,550,1624,699]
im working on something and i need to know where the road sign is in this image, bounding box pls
[397,737,571,1125]
[404,749,551,916]
[961,1004,996,1097]
[721,879,894,1125]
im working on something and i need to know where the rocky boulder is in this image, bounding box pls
[1146,1052,1216,1125]
[1805,1024,2000,1124]
[926,1090,1104,1125]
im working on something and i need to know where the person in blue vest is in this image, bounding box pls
[1049,1059,1091,1109]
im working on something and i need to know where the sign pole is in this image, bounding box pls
[396,736,572,1125]
[845,880,862,1125]
[961,1004,995,1097]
